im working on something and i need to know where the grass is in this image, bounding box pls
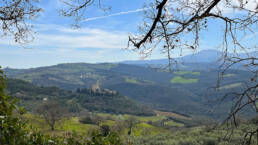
[173,71,200,76]
[170,76,198,84]
[24,114,96,135]
[22,112,258,145]
[219,83,242,90]
[155,110,191,120]
[223,73,236,77]
[100,120,117,126]
[97,113,166,122]
[125,78,139,84]
[164,121,184,127]
[57,117,96,133]
[133,123,163,136]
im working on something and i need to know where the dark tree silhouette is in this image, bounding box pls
[0,0,41,43]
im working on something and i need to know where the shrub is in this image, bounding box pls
[100,125,111,137]
[79,116,95,124]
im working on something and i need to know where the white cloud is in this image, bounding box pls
[0,24,129,50]
[0,24,141,68]
[33,30,128,50]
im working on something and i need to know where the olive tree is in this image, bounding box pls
[36,100,67,131]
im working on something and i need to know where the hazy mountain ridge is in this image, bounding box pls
[122,50,222,65]
[121,49,257,70]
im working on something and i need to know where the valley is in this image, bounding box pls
[4,59,253,119]
[1,0,257,144]
[1,50,257,145]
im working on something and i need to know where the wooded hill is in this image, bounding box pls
[6,78,154,116]
[4,60,254,119]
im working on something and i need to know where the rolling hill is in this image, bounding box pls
[4,62,253,119]
[6,78,155,116]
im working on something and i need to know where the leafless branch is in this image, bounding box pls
[0,0,42,44]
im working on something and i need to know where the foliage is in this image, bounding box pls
[6,78,155,116]
[1,67,124,145]
[36,101,67,130]
[80,116,95,124]
[79,113,104,125]
[0,66,27,144]
[5,63,252,118]
[132,124,258,145]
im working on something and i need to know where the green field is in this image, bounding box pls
[223,73,236,77]
[173,71,200,76]
[125,78,139,84]
[219,83,242,90]
[171,76,198,84]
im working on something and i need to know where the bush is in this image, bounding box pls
[79,116,95,124]
[79,114,104,125]
[100,125,111,137]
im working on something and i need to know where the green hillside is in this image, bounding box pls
[6,78,154,116]
[4,63,253,119]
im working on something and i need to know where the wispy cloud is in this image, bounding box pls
[81,7,150,22]
[0,24,129,50]
[0,24,140,68]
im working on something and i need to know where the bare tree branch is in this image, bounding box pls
[0,0,42,44]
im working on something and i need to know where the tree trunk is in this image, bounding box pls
[51,125,55,131]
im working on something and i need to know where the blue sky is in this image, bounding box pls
[0,0,257,68]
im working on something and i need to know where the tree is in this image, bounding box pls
[0,66,27,144]
[59,0,257,142]
[100,124,111,137]
[126,116,138,136]
[36,100,67,131]
[0,0,41,43]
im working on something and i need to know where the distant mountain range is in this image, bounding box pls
[122,50,222,65]
[4,61,254,119]
[121,49,257,70]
